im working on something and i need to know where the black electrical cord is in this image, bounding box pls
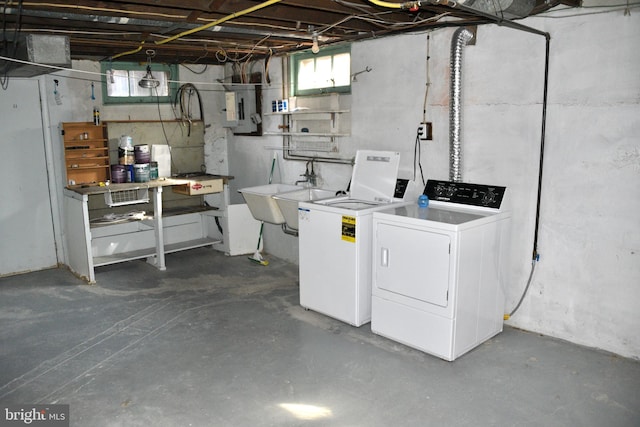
[154,85,179,174]
[181,63,208,75]
[413,127,426,187]
[174,83,204,137]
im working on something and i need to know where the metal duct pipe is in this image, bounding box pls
[449,27,474,183]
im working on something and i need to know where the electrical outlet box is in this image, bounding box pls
[418,122,433,141]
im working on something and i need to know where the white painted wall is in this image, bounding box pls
[228,6,640,359]
[520,7,640,359]
[0,79,57,275]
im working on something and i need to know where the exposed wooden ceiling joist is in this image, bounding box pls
[0,0,577,66]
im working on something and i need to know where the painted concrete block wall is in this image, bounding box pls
[228,7,639,359]
[521,8,640,359]
[226,58,304,262]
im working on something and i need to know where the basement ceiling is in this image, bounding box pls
[1,0,580,66]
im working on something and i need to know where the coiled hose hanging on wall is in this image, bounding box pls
[174,83,204,137]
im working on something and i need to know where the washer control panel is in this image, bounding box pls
[423,180,506,209]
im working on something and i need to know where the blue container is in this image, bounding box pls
[125,165,134,183]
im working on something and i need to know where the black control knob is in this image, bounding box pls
[482,191,496,206]
[446,186,457,197]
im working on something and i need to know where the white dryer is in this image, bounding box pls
[298,150,410,327]
[371,180,511,361]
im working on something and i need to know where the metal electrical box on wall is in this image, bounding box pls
[223,85,261,135]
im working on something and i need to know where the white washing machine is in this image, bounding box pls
[298,150,411,327]
[371,180,511,361]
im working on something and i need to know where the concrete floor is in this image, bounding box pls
[1,248,638,427]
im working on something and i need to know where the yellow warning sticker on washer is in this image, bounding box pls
[341,216,356,242]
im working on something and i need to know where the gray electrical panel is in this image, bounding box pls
[223,85,261,134]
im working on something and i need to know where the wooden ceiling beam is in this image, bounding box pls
[8,0,576,64]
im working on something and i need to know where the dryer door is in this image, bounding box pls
[374,223,451,307]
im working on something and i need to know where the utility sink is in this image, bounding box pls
[273,188,337,230]
[239,184,300,224]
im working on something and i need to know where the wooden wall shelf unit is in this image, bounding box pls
[62,122,110,186]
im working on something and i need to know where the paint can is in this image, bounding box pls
[119,135,133,148]
[149,161,158,180]
[134,144,151,164]
[118,135,134,164]
[133,163,150,183]
[118,147,134,165]
[110,164,126,183]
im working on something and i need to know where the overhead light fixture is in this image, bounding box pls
[139,49,159,89]
[308,25,320,54]
[311,34,320,54]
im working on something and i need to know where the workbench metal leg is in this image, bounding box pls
[212,183,231,255]
[64,189,96,283]
[82,194,96,283]
[148,186,166,271]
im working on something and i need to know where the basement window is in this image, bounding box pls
[291,45,351,96]
[100,62,178,104]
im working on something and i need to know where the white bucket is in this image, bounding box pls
[119,135,133,149]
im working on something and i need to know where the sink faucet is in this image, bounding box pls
[295,160,318,187]
[308,160,317,187]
